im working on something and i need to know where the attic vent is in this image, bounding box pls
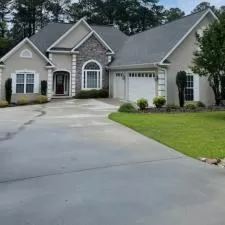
[20,49,33,58]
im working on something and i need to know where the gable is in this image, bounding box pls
[77,34,108,53]
[1,38,54,67]
[56,21,91,49]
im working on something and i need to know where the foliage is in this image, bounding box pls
[4,78,12,104]
[192,13,225,105]
[176,71,187,107]
[153,96,166,108]
[36,95,48,104]
[109,112,225,158]
[196,101,206,108]
[0,100,9,108]
[137,98,148,110]
[166,104,180,110]
[41,80,48,96]
[221,76,225,99]
[164,8,185,22]
[118,103,137,113]
[185,103,197,110]
[75,89,109,99]
[17,96,29,105]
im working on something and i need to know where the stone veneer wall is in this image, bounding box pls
[76,35,109,92]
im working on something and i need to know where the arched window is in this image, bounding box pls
[20,49,33,58]
[82,60,102,89]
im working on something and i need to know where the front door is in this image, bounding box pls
[56,74,64,95]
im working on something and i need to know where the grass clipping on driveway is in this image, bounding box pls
[109,112,225,159]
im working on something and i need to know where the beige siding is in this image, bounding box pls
[166,13,215,105]
[56,22,90,48]
[51,54,72,72]
[1,43,48,102]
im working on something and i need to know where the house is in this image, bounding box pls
[0,9,218,105]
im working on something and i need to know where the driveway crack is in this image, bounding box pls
[0,106,47,142]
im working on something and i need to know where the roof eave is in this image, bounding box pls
[109,62,159,70]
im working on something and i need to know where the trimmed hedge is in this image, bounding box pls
[75,89,109,99]
[0,100,9,108]
[17,96,29,105]
[36,95,48,104]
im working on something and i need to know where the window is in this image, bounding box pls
[82,61,102,89]
[20,49,32,58]
[128,72,155,78]
[16,73,34,93]
[185,75,194,101]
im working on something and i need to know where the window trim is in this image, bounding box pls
[20,49,33,58]
[82,60,102,90]
[15,71,35,94]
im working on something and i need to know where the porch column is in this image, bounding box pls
[0,67,2,99]
[158,69,167,99]
[47,68,53,100]
[71,54,76,97]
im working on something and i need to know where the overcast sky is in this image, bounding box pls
[160,0,224,13]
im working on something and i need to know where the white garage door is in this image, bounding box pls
[128,72,156,106]
[113,73,125,99]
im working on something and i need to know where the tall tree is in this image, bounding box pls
[0,0,11,38]
[192,1,216,13]
[191,13,225,105]
[164,8,185,22]
[46,0,71,22]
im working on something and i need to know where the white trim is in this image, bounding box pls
[20,48,33,58]
[82,59,102,90]
[0,68,2,99]
[47,18,93,52]
[0,38,55,67]
[47,69,53,99]
[71,54,76,96]
[160,9,218,64]
[49,53,53,61]
[71,30,115,54]
[110,62,158,70]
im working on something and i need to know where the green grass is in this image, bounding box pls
[109,112,225,159]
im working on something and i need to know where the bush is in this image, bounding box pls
[17,96,29,105]
[36,95,48,104]
[185,103,197,110]
[41,80,48,96]
[75,89,109,99]
[5,78,12,104]
[118,103,137,113]
[0,100,8,108]
[137,98,148,110]
[166,104,180,110]
[153,96,166,108]
[196,101,205,108]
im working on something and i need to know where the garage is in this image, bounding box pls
[128,72,156,105]
[113,73,125,99]
[113,72,157,105]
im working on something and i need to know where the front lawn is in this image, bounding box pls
[109,112,225,159]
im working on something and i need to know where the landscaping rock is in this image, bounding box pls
[205,159,221,165]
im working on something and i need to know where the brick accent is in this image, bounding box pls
[76,35,109,92]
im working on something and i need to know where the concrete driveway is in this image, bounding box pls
[0,99,225,225]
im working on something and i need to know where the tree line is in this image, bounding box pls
[0,0,224,57]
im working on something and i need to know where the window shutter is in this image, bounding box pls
[11,73,16,94]
[34,73,40,93]
[194,75,200,101]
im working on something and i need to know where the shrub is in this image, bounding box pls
[36,95,48,104]
[185,103,197,110]
[98,89,109,98]
[118,103,137,113]
[75,89,109,99]
[137,98,148,110]
[0,100,8,108]
[176,71,187,107]
[166,104,180,110]
[5,78,12,104]
[17,96,29,105]
[41,80,48,96]
[196,101,205,108]
[153,96,166,108]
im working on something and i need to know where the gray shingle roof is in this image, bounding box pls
[30,23,127,54]
[110,10,207,68]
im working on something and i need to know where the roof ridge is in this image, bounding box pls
[131,8,209,37]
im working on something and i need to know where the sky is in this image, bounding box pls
[159,0,224,13]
